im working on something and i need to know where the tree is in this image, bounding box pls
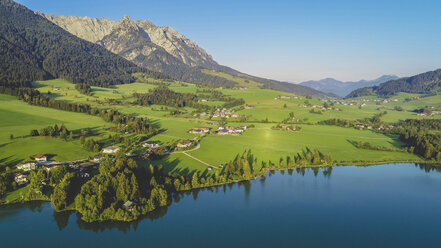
[30,129,39,136]
[51,173,75,211]
[191,173,199,188]
[9,134,13,140]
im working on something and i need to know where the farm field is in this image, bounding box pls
[0,94,115,166]
[150,123,421,173]
[3,78,439,174]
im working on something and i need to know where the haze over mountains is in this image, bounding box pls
[347,69,441,98]
[300,75,399,97]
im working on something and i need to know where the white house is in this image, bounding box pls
[177,140,193,148]
[34,154,47,162]
[142,141,159,148]
[102,146,120,154]
[16,162,37,171]
[14,173,28,185]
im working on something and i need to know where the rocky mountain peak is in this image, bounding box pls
[42,13,219,69]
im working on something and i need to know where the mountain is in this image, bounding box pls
[41,13,332,98]
[0,0,169,88]
[300,75,399,97]
[347,69,441,98]
[41,14,240,88]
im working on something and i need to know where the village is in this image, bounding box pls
[11,124,249,186]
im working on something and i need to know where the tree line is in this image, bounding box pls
[0,85,157,136]
[388,119,441,161]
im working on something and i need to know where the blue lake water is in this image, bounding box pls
[1,163,441,247]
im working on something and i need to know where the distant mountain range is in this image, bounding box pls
[346,69,441,98]
[300,75,399,97]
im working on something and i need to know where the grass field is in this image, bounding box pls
[4,78,439,174]
[0,94,115,167]
[150,123,421,174]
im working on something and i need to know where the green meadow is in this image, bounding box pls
[0,94,114,166]
[2,77,438,174]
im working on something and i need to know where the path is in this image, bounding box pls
[172,141,216,168]
[181,152,215,168]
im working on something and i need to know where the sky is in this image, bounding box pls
[17,0,441,83]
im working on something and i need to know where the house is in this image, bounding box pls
[149,146,169,154]
[244,105,255,109]
[280,96,290,99]
[229,127,244,133]
[142,141,159,148]
[14,173,28,185]
[16,162,37,171]
[102,146,120,154]
[231,113,240,118]
[217,129,230,135]
[34,154,47,162]
[124,200,136,211]
[92,156,103,163]
[356,124,365,129]
[189,127,210,134]
[177,140,193,148]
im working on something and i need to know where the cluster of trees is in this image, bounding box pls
[196,89,245,109]
[75,155,168,222]
[309,109,323,114]
[389,119,441,161]
[354,141,401,152]
[318,112,387,129]
[81,137,101,152]
[134,86,202,109]
[30,124,71,139]
[264,149,333,169]
[75,83,92,95]
[51,172,76,211]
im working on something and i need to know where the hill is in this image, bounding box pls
[41,13,332,98]
[0,0,167,88]
[347,69,441,98]
[300,75,398,97]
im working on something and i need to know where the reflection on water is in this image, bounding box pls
[1,163,441,248]
[0,201,46,221]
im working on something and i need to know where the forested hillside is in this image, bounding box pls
[347,69,441,98]
[0,0,167,87]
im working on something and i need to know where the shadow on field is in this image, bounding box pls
[0,155,23,168]
[31,82,46,88]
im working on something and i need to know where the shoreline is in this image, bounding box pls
[2,160,440,223]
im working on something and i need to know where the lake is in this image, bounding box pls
[1,163,441,247]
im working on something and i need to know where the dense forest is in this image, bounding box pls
[75,83,91,95]
[347,68,441,97]
[0,0,168,87]
[389,119,441,161]
[134,86,202,108]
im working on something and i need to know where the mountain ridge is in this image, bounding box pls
[346,69,441,98]
[40,12,333,98]
[0,0,168,87]
[300,75,399,97]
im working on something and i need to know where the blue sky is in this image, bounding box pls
[17,0,441,82]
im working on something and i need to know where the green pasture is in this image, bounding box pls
[0,94,114,166]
